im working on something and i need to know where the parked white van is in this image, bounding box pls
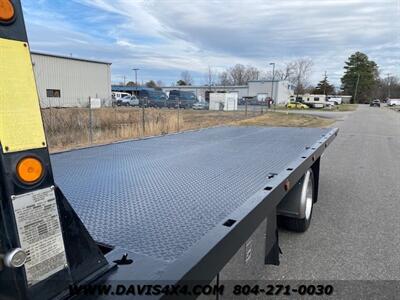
[387,99,400,106]
[112,92,130,100]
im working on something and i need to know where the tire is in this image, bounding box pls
[278,169,315,232]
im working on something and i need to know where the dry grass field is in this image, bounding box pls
[42,107,334,153]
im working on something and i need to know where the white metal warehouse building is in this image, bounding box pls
[31,52,112,108]
[161,80,295,104]
[247,80,295,104]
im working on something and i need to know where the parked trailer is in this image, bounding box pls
[0,2,338,299]
[292,94,338,108]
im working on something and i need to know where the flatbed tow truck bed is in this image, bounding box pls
[0,6,339,298]
[50,126,338,284]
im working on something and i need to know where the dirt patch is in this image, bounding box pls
[231,112,334,128]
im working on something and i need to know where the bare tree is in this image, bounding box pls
[213,60,312,89]
[218,71,233,86]
[283,62,297,81]
[264,59,313,93]
[180,71,194,85]
[277,62,296,81]
[265,62,296,81]
[216,64,262,86]
[156,80,164,87]
[244,66,260,82]
[292,58,313,94]
[229,64,247,85]
[205,66,217,87]
[224,64,261,85]
[373,75,400,99]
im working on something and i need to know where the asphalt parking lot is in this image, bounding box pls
[263,105,400,280]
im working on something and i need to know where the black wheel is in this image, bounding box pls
[278,169,314,232]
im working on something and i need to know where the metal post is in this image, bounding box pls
[354,73,360,104]
[132,68,142,135]
[89,96,93,144]
[49,98,53,138]
[270,62,276,110]
[245,98,248,117]
[142,97,146,136]
[114,104,117,139]
[177,97,180,132]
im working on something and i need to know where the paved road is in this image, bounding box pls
[263,105,400,280]
[275,109,353,120]
[237,105,353,120]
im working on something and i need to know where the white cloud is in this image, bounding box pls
[23,0,399,85]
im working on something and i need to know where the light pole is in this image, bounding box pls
[353,72,360,104]
[269,62,276,110]
[132,68,139,91]
[387,73,391,99]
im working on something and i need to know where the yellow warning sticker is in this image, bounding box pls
[0,38,46,153]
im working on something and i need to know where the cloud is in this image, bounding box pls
[22,0,399,86]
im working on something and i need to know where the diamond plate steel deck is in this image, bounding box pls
[51,126,333,262]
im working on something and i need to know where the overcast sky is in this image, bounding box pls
[22,0,399,87]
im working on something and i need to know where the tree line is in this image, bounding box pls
[120,52,398,103]
[176,58,315,95]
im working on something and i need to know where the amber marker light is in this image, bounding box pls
[16,157,44,184]
[0,0,15,23]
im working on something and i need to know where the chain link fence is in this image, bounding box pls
[41,105,265,152]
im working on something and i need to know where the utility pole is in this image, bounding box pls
[120,75,126,85]
[387,73,391,99]
[269,62,275,110]
[353,72,360,104]
[132,68,139,92]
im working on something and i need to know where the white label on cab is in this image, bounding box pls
[12,187,68,286]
